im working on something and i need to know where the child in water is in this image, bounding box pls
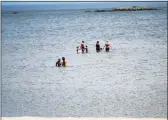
[76,46,80,53]
[56,58,62,67]
[85,46,88,53]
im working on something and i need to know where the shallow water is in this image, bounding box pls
[2,8,167,117]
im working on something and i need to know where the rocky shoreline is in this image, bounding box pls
[86,6,158,12]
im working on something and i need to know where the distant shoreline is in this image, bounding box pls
[2,6,166,13]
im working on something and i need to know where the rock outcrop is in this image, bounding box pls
[85,6,158,12]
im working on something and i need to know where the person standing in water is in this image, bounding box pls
[56,58,62,67]
[103,41,111,52]
[80,41,85,53]
[76,46,80,53]
[85,45,88,53]
[62,57,67,67]
[96,41,101,52]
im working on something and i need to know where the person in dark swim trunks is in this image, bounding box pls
[80,41,85,53]
[56,58,62,67]
[103,41,111,52]
[96,41,101,52]
[85,45,88,53]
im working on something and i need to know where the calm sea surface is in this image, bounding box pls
[2,8,167,117]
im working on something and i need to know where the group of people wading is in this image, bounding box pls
[56,57,67,67]
[56,40,112,67]
[76,41,88,53]
[76,40,112,53]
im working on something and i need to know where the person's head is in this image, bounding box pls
[106,41,108,43]
[86,45,87,48]
[58,58,61,61]
[97,41,99,43]
[62,57,65,61]
[77,46,78,48]
[82,41,84,43]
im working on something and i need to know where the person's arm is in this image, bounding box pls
[110,44,112,49]
[56,62,58,67]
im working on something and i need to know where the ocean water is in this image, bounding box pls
[2,8,167,117]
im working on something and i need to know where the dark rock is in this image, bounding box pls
[85,11,92,12]
[12,12,18,14]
